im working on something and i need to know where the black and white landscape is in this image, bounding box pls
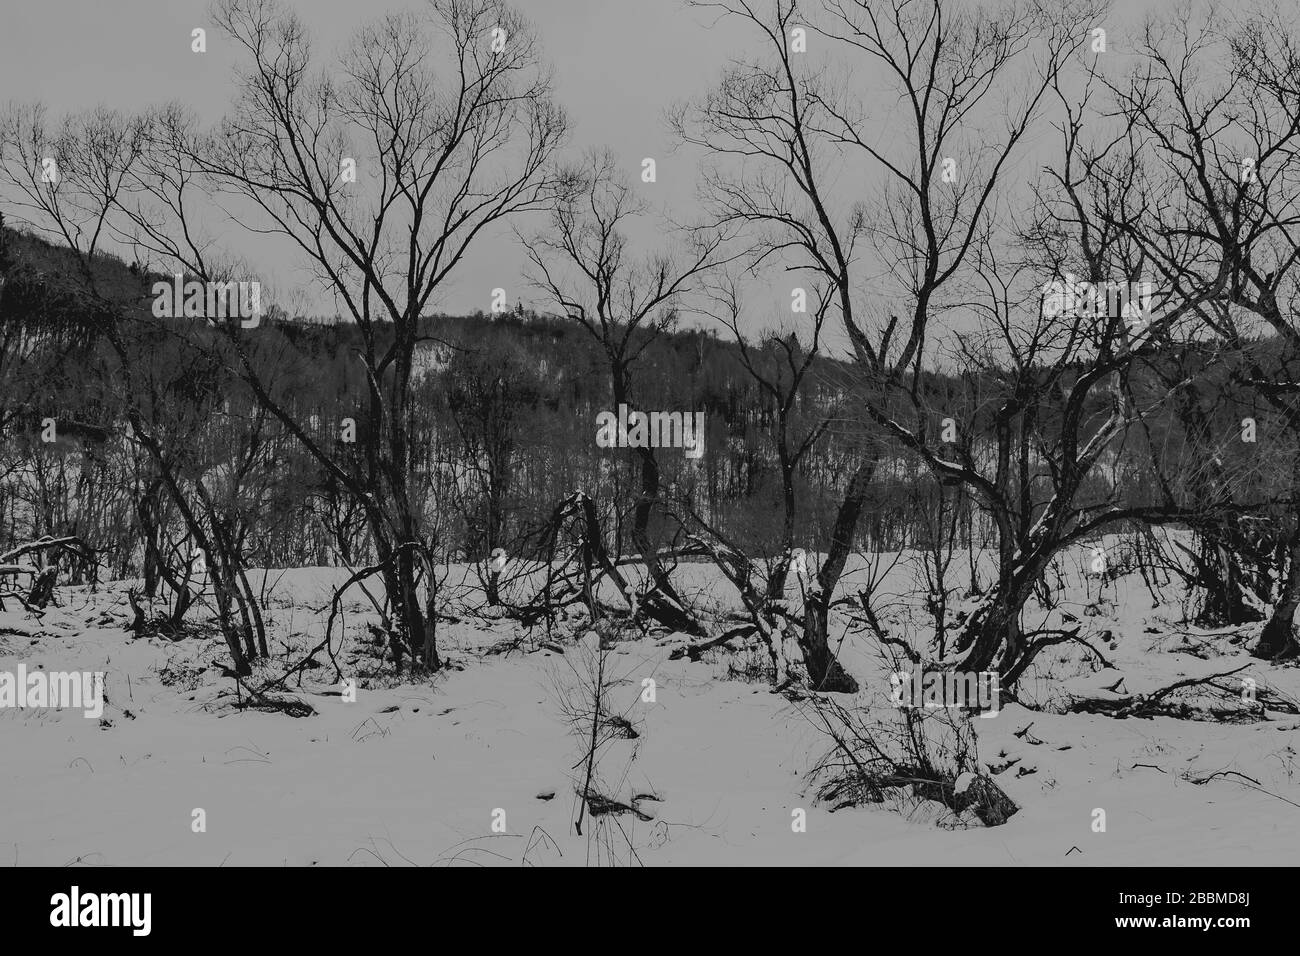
[1,0,1299,869]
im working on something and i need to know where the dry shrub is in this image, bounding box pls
[802,694,1018,827]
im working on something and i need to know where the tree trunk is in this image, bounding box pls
[794,459,874,693]
[1195,531,1260,626]
[236,563,269,658]
[953,553,1049,677]
[1256,449,1300,659]
[798,589,857,692]
[1255,543,1300,660]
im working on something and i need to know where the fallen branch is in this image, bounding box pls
[1066,664,1254,720]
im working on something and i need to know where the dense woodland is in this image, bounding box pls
[0,217,1291,669]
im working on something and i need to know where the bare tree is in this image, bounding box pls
[523,147,731,635]
[673,0,1096,689]
[12,0,570,671]
[0,103,273,672]
[673,276,851,688]
[1101,5,1300,657]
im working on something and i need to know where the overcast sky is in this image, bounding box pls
[0,1,752,315]
[0,0,1176,344]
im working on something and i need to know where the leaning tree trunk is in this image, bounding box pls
[797,590,857,692]
[1256,450,1300,659]
[608,360,704,637]
[235,562,269,658]
[27,564,58,609]
[1255,541,1300,659]
[108,328,251,676]
[953,547,1054,678]
[795,461,874,693]
[954,587,1022,674]
[629,442,704,636]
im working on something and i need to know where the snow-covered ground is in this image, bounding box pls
[3,542,1298,866]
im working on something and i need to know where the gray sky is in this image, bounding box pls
[0,0,747,316]
[0,0,1174,345]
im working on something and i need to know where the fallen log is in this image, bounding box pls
[0,536,91,610]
